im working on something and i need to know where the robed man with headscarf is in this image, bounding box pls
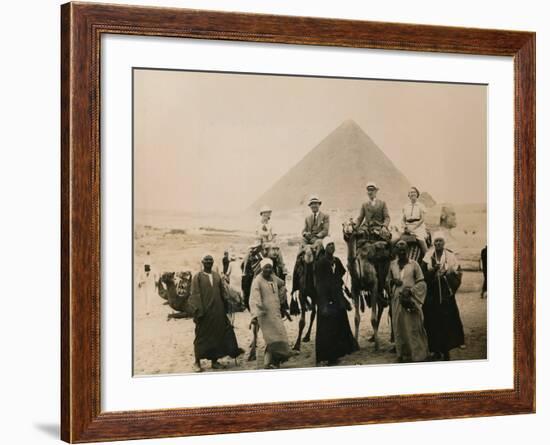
[422,232,465,360]
[249,258,295,369]
[314,237,358,365]
[189,254,243,372]
[387,240,429,362]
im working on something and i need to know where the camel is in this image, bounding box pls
[157,271,194,320]
[342,219,390,351]
[290,245,318,351]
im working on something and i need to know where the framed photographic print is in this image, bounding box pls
[61,2,535,443]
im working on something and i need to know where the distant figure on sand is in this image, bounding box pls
[225,254,240,286]
[314,237,358,365]
[249,258,295,369]
[387,241,429,363]
[138,251,156,316]
[422,232,465,360]
[222,251,230,275]
[355,182,391,241]
[302,195,330,256]
[188,254,243,372]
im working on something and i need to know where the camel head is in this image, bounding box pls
[266,244,280,261]
[174,271,192,296]
[342,218,356,241]
[160,272,175,285]
[303,245,315,264]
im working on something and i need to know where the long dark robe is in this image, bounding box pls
[481,246,487,293]
[314,255,358,363]
[241,250,264,310]
[188,271,241,360]
[422,250,465,354]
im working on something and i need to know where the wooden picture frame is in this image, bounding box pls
[61,2,535,442]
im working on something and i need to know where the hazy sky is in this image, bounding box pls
[134,69,486,214]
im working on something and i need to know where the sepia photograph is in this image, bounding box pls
[133,68,488,375]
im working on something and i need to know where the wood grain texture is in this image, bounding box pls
[60,2,536,442]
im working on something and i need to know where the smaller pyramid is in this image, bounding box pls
[419,192,436,208]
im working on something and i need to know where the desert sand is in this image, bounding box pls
[133,205,487,376]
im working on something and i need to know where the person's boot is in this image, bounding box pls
[192,362,203,373]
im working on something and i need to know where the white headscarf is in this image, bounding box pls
[322,236,334,249]
[259,258,273,269]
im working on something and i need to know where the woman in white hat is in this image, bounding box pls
[401,186,428,255]
[249,258,295,369]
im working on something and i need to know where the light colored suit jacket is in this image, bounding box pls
[302,211,330,240]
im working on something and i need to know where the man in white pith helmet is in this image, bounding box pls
[256,205,275,245]
[302,194,330,255]
[255,205,288,280]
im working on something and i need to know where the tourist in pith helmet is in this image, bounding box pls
[302,194,330,255]
[256,205,275,245]
[355,182,391,241]
[255,204,288,277]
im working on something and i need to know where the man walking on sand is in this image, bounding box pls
[188,254,243,372]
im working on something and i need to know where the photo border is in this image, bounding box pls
[61,2,535,442]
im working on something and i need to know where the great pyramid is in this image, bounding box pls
[250,119,412,211]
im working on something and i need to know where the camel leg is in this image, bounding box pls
[247,323,258,362]
[367,292,376,343]
[303,304,316,342]
[293,311,306,351]
[371,300,385,352]
[388,301,395,343]
[370,298,380,351]
[354,297,361,343]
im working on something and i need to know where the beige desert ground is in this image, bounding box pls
[133,203,487,376]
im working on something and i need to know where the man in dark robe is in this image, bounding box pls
[189,254,243,372]
[480,245,487,298]
[314,237,358,365]
[422,233,465,360]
